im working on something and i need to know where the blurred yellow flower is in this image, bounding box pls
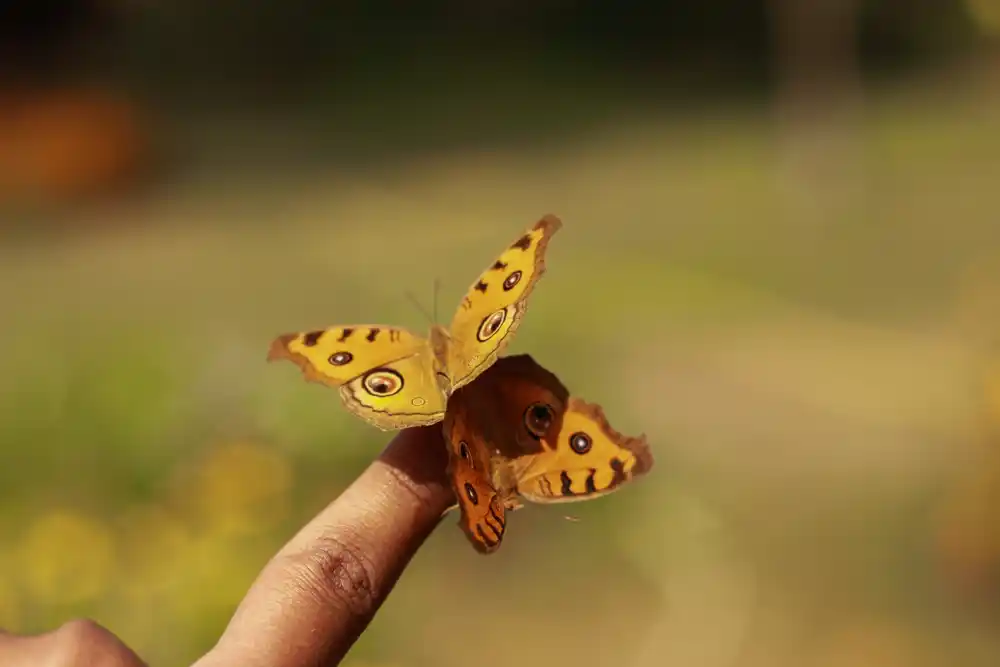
[180,441,293,537]
[17,511,115,606]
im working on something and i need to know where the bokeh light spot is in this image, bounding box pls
[181,441,293,537]
[18,511,115,605]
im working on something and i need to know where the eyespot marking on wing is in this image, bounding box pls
[476,308,508,342]
[569,431,592,454]
[361,368,404,397]
[328,351,353,366]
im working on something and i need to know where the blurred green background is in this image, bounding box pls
[4,1,1000,665]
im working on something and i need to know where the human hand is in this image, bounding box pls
[0,425,453,667]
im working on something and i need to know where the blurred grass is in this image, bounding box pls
[3,63,1000,666]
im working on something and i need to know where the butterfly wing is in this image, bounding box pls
[466,353,570,459]
[511,397,654,504]
[441,353,652,551]
[455,353,653,504]
[443,388,509,554]
[438,215,562,392]
[268,325,447,430]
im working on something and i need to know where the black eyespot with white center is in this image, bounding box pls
[523,403,555,439]
[568,432,592,455]
[361,368,404,397]
[328,351,353,366]
[502,270,522,291]
[459,440,472,464]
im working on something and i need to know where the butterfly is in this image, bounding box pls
[267,215,562,430]
[443,353,654,554]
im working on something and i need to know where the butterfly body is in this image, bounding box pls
[268,215,562,431]
[443,354,654,554]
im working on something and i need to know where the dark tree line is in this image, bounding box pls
[0,0,983,89]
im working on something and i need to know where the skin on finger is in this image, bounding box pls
[0,632,42,666]
[192,424,454,667]
[0,619,148,667]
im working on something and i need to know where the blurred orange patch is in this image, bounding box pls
[817,619,923,667]
[933,458,1000,595]
[0,85,151,207]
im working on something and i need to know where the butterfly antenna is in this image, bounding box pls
[404,291,435,327]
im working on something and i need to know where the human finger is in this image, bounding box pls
[0,619,147,667]
[192,424,454,667]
